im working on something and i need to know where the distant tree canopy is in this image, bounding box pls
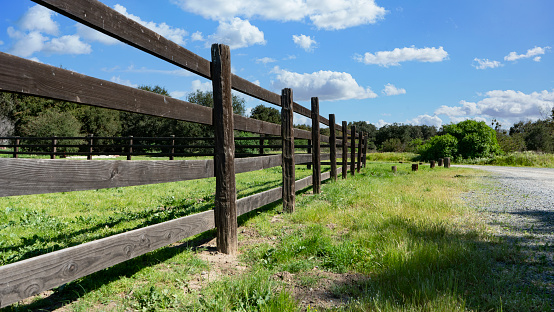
[0,87,247,141]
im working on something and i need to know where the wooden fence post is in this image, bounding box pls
[212,43,237,255]
[357,131,362,173]
[350,126,356,176]
[412,163,419,171]
[362,133,368,168]
[170,134,175,160]
[51,136,57,159]
[342,121,348,179]
[281,88,295,213]
[430,160,435,168]
[87,134,93,160]
[329,114,337,182]
[127,136,133,161]
[13,137,19,158]
[259,134,265,156]
[311,97,321,194]
[392,165,397,173]
[438,158,443,166]
[444,157,451,168]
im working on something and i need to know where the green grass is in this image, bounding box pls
[1,161,551,311]
[456,151,554,168]
[365,152,419,162]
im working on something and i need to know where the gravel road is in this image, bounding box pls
[455,165,554,301]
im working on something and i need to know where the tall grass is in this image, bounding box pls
[365,152,419,162]
[457,151,554,167]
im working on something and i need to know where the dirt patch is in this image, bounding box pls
[274,269,369,310]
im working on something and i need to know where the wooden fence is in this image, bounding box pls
[0,0,368,308]
[0,135,288,159]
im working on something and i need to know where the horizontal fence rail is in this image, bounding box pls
[0,0,369,308]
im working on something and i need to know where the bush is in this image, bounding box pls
[418,134,458,161]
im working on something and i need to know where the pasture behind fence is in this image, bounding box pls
[0,0,370,308]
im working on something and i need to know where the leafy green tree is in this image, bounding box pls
[250,104,280,124]
[442,120,501,158]
[419,134,458,160]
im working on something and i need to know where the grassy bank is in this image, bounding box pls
[1,163,550,311]
[457,151,554,168]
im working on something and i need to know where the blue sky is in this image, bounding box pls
[1,0,553,129]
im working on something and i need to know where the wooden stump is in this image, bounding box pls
[430,160,436,168]
[392,165,397,173]
[444,157,451,168]
[438,158,443,166]
[412,163,419,171]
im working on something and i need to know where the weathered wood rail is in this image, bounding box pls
[0,0,368,308]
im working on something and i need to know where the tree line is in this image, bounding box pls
[1,86,553,159]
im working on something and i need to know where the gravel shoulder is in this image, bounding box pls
[455,165,554,300]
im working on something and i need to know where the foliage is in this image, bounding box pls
[442,120,501,159]
[418,134,458,160]
[456,151,554,168]
[380,138,403,152]
[374,123,437,153]
[250,104,281,125]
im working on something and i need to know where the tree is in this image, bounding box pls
[249,104,280,124]
[442,120,501,158]
[419,134,458,160]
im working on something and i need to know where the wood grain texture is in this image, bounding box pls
[0,52,213,125]
[342,121,348,179]
[329,114,337,181]
[234,115,281,136]
[351,126,356,176]
[236,186,282,216]
[281,89,295,213]
[295,153,312,165]
[211,44,237,255]
[32,0,211,79]
[0,210,214,309]
[295,175,312,191]
[235,155,282,174]
[311,98,321,194]
[357,131,362,173]
[0,159,215,197]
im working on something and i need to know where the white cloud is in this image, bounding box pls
[76,24,120,45]
[170,91,187,99]
[43,35,92,55]
[111,76,138,88]
[435,89,554,124]
[191,31,204,41]
[407,114,442,128]
[7,28,47,57]
[293,34,316,52]
[256,57,277,64]
[171,0,386,30]
[0,40,3,45]
[375,119,390,129]
[208,18,265,49]
[473,58,503,70]
[17,5,59,36]
[191,79,212,92]
[113,4,188,45]
[355,46,448,67]
[504,46,550,62]
[271,66,377,101]
[294,113,311,126]
[382,83,406,96]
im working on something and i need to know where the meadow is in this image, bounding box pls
[1,157,552,311]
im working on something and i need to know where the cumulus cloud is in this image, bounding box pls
[76,24,119,45]
[111,76,138,88]
[293,34,317,52]
[208,17,265,49]
[256,57,277,65]
[17,4,59,35]
[504,46,551,62]
[43,35,92,55]
[435,89,554,124]
[171,0,386,30]
[113,4,188,45]
[355,46,448,67]
[191,31,204,41]
[191,79,213,92]
[7,5,92,57]
[170,91,187,99]
[407,114,442,128]
[375,119,390,129]
[473,58,503,70]
[382,83,406,96]
[271,66,377,101]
